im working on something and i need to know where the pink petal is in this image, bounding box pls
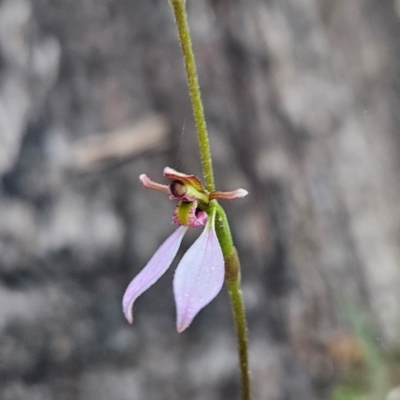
[209,188,249,200]
[173,224,224,333]
[139,174,170,194]
[122,226,188,323]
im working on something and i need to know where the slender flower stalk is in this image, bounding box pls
[227,280,250,400]
[169,1,251,399]
[170,0,215,192]
[216,205,250,400]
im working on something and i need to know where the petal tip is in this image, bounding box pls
[139,174,150,185]
[237,188,249,198]
[163,166,176,175]
[122,300,134,324]
[176,321,188,333]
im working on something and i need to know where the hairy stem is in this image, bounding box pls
[216,205,251,400]
[170,2,250,399]
[170,0,215,192]
[227,280,251,400]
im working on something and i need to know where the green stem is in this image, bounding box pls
[214,203,234,256]
[215,205,251,400]
[170,2,250,399]
[170,0,215,192]
[227,280,251,400]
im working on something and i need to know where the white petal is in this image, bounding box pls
[122,226,187,323]
[173,224,224,332]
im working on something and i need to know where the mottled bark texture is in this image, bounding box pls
[0,0,399,398]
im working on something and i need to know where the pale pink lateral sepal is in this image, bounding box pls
[139,174,170,194]
[122,226,188,323]
[209,188,249,200]
[173,222,224,333]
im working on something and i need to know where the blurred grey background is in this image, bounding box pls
[0,0,400,399]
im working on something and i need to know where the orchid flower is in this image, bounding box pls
[122,167,248,332]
